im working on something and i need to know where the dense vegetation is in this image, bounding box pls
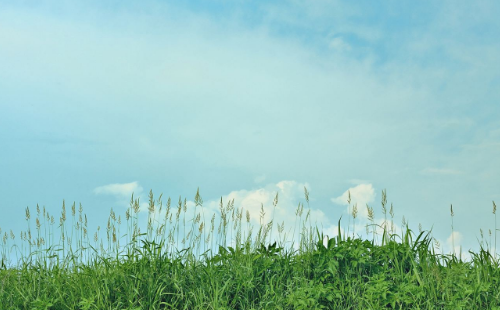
[1,189,499,309]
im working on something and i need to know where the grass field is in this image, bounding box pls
[1,188,499,309]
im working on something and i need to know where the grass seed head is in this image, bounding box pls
[434,238,440,250]
[381,189,387,215]
[195,188,203,207]
[148,190,155,214]
[61,200,66,223]
[133,198,140,214]
[278,221,284,234]
[367,204,374,222]
[260,204,265,222]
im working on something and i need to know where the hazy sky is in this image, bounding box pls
[1,0,499,260]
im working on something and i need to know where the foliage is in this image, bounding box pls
[0,189,499,309]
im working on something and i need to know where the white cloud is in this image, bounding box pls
[210,181,312,222]
[420,168,463,176]
[94,181,143,198]
[116,180,332,251]
[201,180,329,246]
[331,183,376,219]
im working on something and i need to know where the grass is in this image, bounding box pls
[0,188,499,309]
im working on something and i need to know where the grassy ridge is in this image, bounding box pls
[0,189,499,309]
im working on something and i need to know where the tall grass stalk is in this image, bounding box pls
[451,204,455,255]
[494,201,497,258]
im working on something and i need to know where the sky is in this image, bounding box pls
[1,0,499,263]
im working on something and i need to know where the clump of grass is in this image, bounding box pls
[0,188,499,309]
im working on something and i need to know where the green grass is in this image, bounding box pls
[1,188,499,309]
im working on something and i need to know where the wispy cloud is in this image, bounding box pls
[0,0,498,260]
[328,36,351,52]
[254,174,267,184]
[94,181,143,198]
[420,168,463,176]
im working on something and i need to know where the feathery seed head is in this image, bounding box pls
[61,200,66,223]
[366,204,374,222]
[195,188,203,207]
[148,189,155,214]
[133,198,140,214]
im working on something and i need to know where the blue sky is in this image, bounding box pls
[1,0,499,261]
